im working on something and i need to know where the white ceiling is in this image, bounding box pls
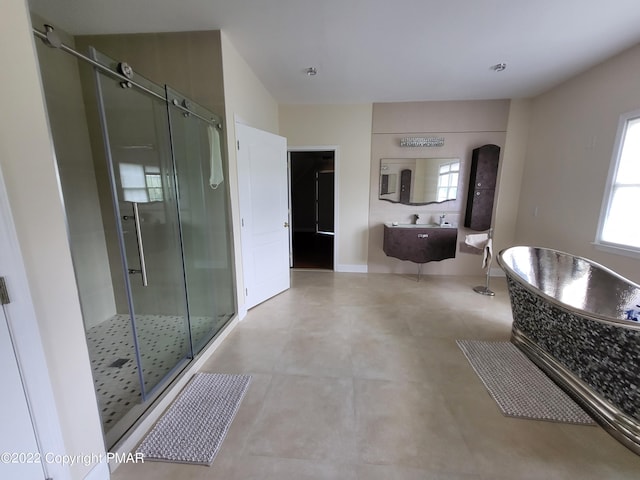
[28,0,640,104]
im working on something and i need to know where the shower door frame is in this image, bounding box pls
[165,85,237,355]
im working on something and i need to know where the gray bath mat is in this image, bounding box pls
[136,373,251,465]
[457,340,594,424]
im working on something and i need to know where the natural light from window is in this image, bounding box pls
[598,113,640,251]
[437,161,459,202]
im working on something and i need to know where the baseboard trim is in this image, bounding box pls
[335,264,368,273]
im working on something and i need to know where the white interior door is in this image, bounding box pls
[0,305,46,480]
[236,122,290,309]
[0,164,68,480]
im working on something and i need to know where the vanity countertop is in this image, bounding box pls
[384,222,456,229]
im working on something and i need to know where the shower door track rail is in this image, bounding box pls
[32,26,223,129]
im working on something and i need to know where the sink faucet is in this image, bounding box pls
[439,214,446,226]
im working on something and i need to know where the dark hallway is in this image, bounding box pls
[290,151,335,270]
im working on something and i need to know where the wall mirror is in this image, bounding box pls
[379,158,460,205]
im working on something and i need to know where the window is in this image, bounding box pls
[596,109,640,254]
[144,167,163,202]
[437,160,459,202]
[119,163,164,203]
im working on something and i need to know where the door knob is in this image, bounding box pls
[284,221,290,228]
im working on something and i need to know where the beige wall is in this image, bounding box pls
[516,42,640,283]
[1,1,105,478]
[279,104,373,270]
[220,32,280,135]
[220,31,280,312]
[368,100,510,275]
[494,99,531,257]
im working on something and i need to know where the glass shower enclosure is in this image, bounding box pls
[35,41,236,447]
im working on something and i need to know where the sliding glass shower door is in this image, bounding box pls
[92,50,192,399]
[166,87,236,353]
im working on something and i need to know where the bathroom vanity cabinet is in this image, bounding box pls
[383,224,458,264]
[464,144,500,231]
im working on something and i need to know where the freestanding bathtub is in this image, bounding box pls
[497,246,640,454]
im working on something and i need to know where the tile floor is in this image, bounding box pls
[112,271,640,479]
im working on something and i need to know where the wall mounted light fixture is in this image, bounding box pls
[400,137,445,147]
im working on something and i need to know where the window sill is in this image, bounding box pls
[592,241,640,260]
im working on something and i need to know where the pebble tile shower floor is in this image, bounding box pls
[86,314,228,429]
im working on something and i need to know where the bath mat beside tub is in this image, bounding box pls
[136,372,251,465]
[457,340,594,424]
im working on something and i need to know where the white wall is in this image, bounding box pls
[516,42,640,283]
[279,104,373,271]
[220,31,280,313]
[1,1,106,479]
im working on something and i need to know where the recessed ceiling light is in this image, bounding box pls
[305,67,318,76]
[491,63,507,72]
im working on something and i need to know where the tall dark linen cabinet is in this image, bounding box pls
[464,144,500,231]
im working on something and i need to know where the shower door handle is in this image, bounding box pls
[131,202,149,287]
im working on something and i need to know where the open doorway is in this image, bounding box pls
[289,150,335,270]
